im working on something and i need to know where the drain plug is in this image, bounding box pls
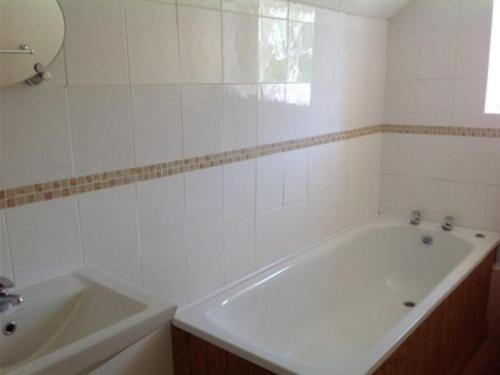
[475,233,485,238]
[2,321,17,336]
[404,301,416,308]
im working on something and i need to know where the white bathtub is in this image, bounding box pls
[173,216,500,375]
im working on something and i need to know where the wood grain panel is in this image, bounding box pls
[173,250,495,375]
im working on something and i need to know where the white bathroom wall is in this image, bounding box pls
[0,1,387,306]
[380,0,500,231]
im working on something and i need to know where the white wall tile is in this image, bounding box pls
[447,182,487,229]
[420,0,459,32]
[256,208,283,267]
[68,86,134,175]
[381,134,414,175]
[137,175,185,253]
[459,0,493,30]
[308,144,334,194]
[178,6,222,83]
[452,79,490,127]
[224,217,255,282]
[411,177,450,223]
[141,238,188,304]
[415,80,454,126]
[449,137,490,183]
[347,174,379,224]
[283,199,307,255]
[125,1,179,84]
[347,135,381,182]
[222,85,258,151]
[284,149,308,204]
[489,139,500,186]
[222,0,258,14]
[105,257,141,286]
[386,34,419,81]
[455,29,491,79]
[257,84,287,144]
[259,0,288,18]
[182,85,222,158]
[223,12,258,83]
[61,0,129,85]
[285,83,310,140]
[388,0,423,34]
[187,230,224,301]
[383,81,418,124]
[0,213,12,280]
[307,190,333,243]
[256,154,284,213]
[418,32,457,79]
[131,85,183,166]
[6,198,82,288]
[185,167,223,237]
[223,160,256,223]
[142,239,188,304]
[379,174,411,217]
[45,52,67,87]
[79,185,139,269]
[485,186,500,232]
[330,183,348,232]
[258,17,288,82]
[413,135,452,179]
[1,87,73,188]
[178,0,221,10]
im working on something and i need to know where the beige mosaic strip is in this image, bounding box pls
[0,124,498,210]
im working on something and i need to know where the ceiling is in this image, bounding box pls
[299,0,412,19]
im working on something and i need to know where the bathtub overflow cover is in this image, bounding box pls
[404,301,416,308]
[2,321,17,336]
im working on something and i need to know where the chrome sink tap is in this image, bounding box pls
[442,216,454,231]
[0,276,23,313]
[410,210,421,225]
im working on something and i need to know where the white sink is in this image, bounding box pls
[0,268,176,375]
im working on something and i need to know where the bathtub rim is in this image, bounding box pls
[173,215,500,375]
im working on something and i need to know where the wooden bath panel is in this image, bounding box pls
[172,250,495,375]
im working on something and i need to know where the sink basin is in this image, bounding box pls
[0,268,176,375]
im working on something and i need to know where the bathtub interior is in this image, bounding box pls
[185,223,475,367]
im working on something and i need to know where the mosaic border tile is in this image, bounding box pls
[1,124,499,210]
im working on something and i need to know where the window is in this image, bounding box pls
[486,0,500,113]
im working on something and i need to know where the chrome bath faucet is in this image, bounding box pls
[0,276,23,313]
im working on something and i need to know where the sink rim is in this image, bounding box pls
[1,267,177,375]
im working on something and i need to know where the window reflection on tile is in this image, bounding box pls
[288,21,314,82]
[258,18,288,82]
[222,0,258,14]
[259,0,288,18]
[177,0,221,10]
[289,2,315,23]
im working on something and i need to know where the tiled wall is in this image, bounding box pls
[380,0,500,232]
[0,0,387,304]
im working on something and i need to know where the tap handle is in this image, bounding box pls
[0,276,15,290]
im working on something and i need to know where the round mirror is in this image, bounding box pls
[0,0,65,87]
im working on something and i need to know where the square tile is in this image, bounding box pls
[485,186,500,232]
[1,87,73,188]
[452,79,491,127]
[79,185,139,269]
[125,0,179,84]
[105,258,141,286]
[413,135,452,180]
[416,80,454,126]
[288,21,314,83]
[411,178,450,223]
[447,182,487,229]
[283,199,307,255]
[0,213,12,280]
[258,18,288,82]
[132,85,183,166]
[68,86,134,175]
[450,136,490,183]
[178,6,221,83]
[222,0,258,14]
[178,0,221,9]
[222,85,258,151]
[188,230,224,301]
[284,149,308,204]
[223,12,258,83]
[259,0,288,18]
[256,208,283,267]
[61,0,129,85]
[182,85,222,158]
[257,84,287,144]
[224,160,256,223]
[224,217,256,282]
[185,167,223,237]
[381,133,414,175]
[418,32,457,79]
[386,34,419,81]
[379,174,412,216]
[307,190,333,243]
[455,29,491,79]
[256,154,284,213]
[137,175,185,253]
[383,81,418,125]
[142,238,188,304]
[6,198,82,288]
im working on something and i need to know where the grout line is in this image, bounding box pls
[0,124,499,210]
